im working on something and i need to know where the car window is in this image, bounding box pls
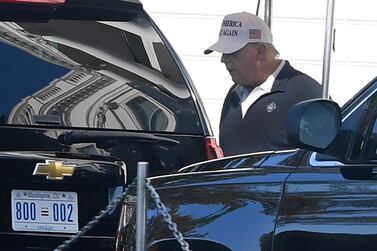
[364,117,377,159]
[0,15,202,134]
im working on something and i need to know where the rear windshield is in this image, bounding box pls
[0,14,202,134]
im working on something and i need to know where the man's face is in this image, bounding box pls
[221,43,260,86]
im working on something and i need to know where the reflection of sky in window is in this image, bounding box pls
[0,42,69,116]
[372,118,377,134]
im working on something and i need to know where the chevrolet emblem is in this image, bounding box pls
[33,160,76,180]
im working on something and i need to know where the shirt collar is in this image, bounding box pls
[258,60,285,92]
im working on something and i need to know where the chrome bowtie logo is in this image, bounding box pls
[33,160,76,180]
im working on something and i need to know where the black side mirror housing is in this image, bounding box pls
[287,99,341,151]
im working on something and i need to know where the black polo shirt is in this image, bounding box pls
[219,61,323,156]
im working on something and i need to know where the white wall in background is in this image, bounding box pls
[142,0,377,139]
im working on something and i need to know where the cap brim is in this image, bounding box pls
[204,40,248,55]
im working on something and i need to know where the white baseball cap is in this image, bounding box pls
[204,12,273,55]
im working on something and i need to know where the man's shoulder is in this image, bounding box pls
[282,61,320,86]
[277,61,322,99]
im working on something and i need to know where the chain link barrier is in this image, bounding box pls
[53,174,191,251]
[54,179,136,251]
[145,178,191,251]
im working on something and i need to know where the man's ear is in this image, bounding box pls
[256,43,267,60]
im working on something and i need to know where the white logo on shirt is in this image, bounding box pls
[266,102,277,112]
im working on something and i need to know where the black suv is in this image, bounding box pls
[0,0,222,250]
[116,77,377,251]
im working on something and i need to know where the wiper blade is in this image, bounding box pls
[58,131,179,146]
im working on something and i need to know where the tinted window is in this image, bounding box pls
[364,117,377,159]
[0,15,202,134]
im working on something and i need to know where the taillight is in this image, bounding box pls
[0,0,65,3]
[204,137,223,159]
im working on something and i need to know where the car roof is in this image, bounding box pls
[0,0,143,21]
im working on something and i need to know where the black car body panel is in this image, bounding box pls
[0,0,221,250]
[117,150,301,251]
[117,77,377,251]
[146,169,288,251]
[275,166,377,251]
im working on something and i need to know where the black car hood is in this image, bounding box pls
[119,150,304,251]
[140,166,297,251]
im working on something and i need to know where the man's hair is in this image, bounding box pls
[251,43,280,59]
[266,44,280,59]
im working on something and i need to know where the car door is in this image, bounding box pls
[274,77,377,251]
[274,164,377,251]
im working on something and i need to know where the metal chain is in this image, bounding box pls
[54,179,137,251]
[145,178,191,251]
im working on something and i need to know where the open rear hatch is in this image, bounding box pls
[0,0,221,249]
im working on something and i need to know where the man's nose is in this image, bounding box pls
[221,54,230,63]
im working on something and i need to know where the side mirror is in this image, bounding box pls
[287,99,341,151]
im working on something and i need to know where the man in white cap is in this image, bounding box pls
[205,12,322,156]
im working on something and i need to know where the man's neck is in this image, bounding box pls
[250,59,282,87]
[264,59,282,79]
